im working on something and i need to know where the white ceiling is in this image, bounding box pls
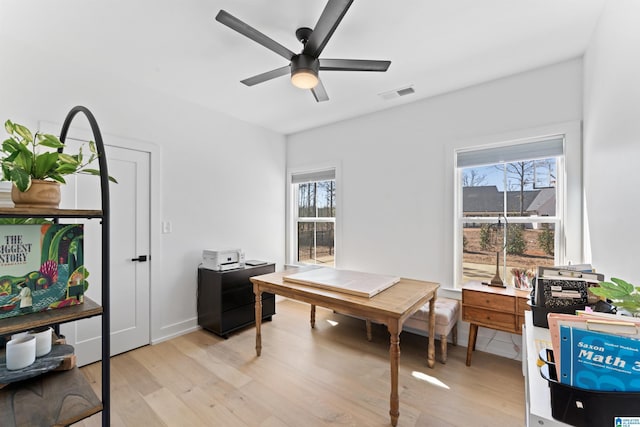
[1,0,607,135]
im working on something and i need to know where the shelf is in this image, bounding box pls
[0,107,111,425]
[0,367,102,426]
[0,298,103,336]
[0,207,103,219]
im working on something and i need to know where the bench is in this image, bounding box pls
[365,297,460,363]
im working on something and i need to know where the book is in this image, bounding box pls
[539,266,604,283]
[550,263,594,272]
[533,266,604,309]
[549,312,640,378]
[539,278,589,308]
[0,224,87,319]
[559,324,640,392]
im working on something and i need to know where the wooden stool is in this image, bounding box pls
[365,297,460,363]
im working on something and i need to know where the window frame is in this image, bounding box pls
[286,163,341,268]
[452,122,582,289]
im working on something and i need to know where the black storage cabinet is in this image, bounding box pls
[197,263,276,337]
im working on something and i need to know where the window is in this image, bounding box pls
[290,168,336,266]
[455,136,566,287]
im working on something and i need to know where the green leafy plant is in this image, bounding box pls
[506,223,526,255]
[479,224,491,251]
[589,278,640,313]
[1,119,116,192]
[538,224,554,256]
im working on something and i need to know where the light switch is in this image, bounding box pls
[162,221,172,234]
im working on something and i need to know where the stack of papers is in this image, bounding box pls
[283,267,400,298]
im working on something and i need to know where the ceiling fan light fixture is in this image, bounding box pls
[291,69,319,89]
[290,55,319,89]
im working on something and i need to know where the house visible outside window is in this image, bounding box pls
[289,168,336,267]
[455,136,566,287]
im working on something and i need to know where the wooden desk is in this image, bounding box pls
[462,282,530,366]
[250,269,439,427]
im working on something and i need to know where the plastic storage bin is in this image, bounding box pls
[539,353,640,426]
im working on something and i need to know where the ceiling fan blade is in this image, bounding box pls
[303,0,353,58]
[216,10,296,61]
[311,79,329,102]
[241,65,291,86]
[320,59,391,72]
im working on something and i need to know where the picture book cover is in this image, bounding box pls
[559,324,640,392]
[0,224,88,319]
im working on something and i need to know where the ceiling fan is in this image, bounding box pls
[215,0,391,102]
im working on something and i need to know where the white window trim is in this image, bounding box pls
[452,121,582,288]
[286,162,342,268]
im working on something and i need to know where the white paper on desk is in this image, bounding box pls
[283,267,400,298]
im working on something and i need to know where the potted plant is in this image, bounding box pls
[590,277,640,316]
[1,119,116,208]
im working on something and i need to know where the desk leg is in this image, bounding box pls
[427,296,436,368]
[466,323,478,366]
[254,285,263,357]
[310,304,316,328]
[387,321,401,427]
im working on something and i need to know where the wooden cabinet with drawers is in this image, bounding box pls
[462,282,531,366]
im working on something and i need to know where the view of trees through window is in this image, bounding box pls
[461,157,558,286]
[297,180,335,266]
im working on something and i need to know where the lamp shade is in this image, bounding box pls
[291,55,319,89]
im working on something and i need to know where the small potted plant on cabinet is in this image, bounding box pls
[1,119,116,208]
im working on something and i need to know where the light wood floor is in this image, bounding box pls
[76,299,525,427]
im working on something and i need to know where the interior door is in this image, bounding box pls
[60,144,151,366]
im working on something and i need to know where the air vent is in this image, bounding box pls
[379,85,415,100]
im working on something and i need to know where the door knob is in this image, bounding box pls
[131,255,148,262]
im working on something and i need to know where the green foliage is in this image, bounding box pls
[506,224,526,255]
[589,278,640,313]
[538,225,555,256]
[1,119,117,192]
[462,234,468,251]
[479,224,491,251]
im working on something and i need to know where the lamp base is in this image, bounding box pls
[488,250,506,287]
[488,276,506,288]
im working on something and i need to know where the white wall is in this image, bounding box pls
[0,34,286,344]
[583,0,640,284]
[288,59,582,287]
[287,59,583,359]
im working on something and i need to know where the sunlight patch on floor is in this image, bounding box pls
[326,319,339,326]
[411,371,450,389]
